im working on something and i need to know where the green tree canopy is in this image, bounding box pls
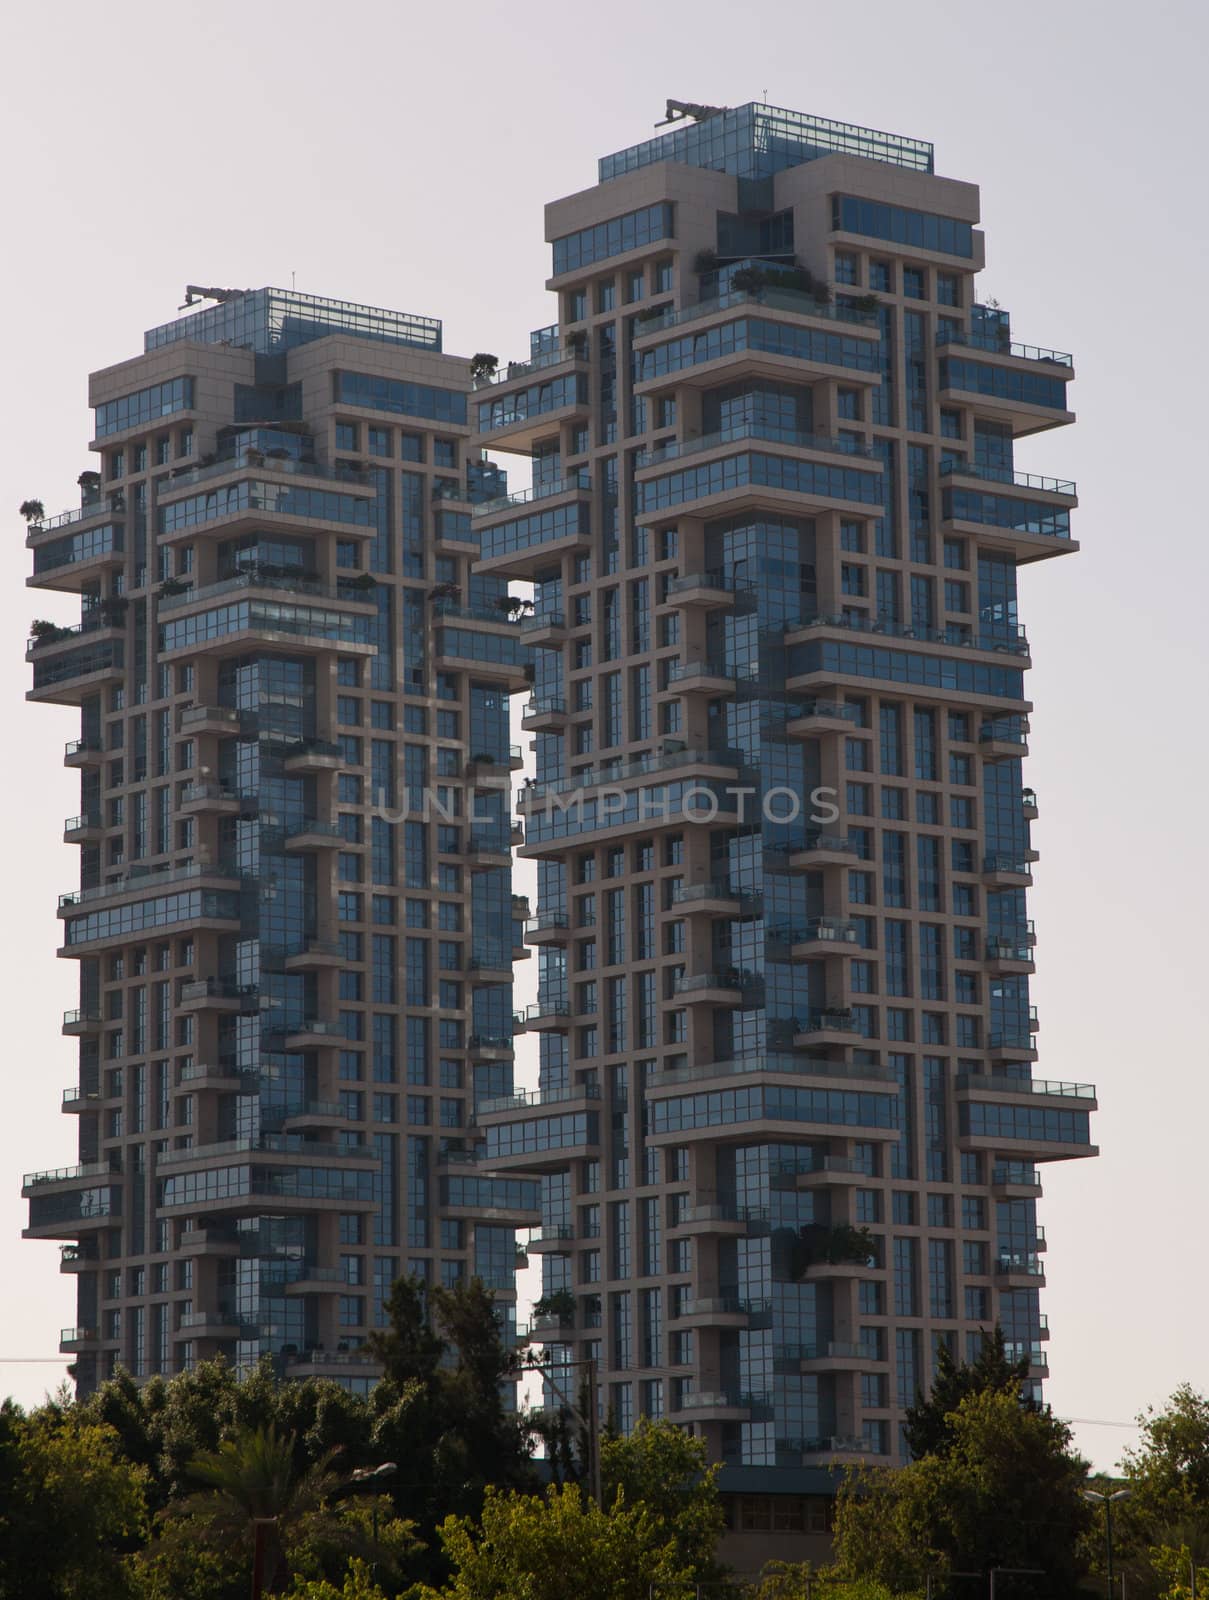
[835,1388,1093,1599]
[0,1399,148,1600]
[412,1482,699,1600]
[903,1327,1034,1460]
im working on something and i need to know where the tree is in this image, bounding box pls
[1108,1386,1209,1597]
[903,1327,1034,1459]
[363,1277,536,1580]
[834,1388,1094,1599]
[747,1564,896,1600]
[18,498,44,523]
[288,1560,388,1599]
[412,1482,698,1600]
[0,1400,148,1600]
[468,354,498,383]
[137,1420,372,1593]
[600,1418,727,1593]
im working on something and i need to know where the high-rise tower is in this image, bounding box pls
[23,289,538,1397]
[470,103,1093,1556]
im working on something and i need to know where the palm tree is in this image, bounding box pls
[163,1423,347,1596]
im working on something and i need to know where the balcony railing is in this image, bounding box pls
[790,609,1029,657]
[478,1084,601,1115]
[636,285,878,337]
[522,745,740,803]
[936,326,1073,367]
[472,344,587,387]
[992,1162,1042,1187]
[58,860,240,909]
[24,1160,118,1188]
[472,475,590,516]
[635,418,876,469]
[958,1073,1094,1099]
[938,459,1075,496]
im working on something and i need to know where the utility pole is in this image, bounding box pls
[525,1352,602,1507]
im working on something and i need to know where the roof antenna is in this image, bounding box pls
[656,99,727,128]
[177,285,248,311]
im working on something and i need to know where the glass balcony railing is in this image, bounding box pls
[936,326,1073,367]
[634,418,876,469]
[472,344,587,387]
[522,746,741,802]
[992,1162,1042,1187]
[636,286,878,338]
[472,474,590,516]
[938,458,1075,496]
[958,1073,1094,1099]
[789,609,1029,656]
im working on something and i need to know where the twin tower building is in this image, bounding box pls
[22,103,1091,1555]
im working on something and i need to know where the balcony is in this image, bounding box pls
[514,1000,572,1034]
[673,1390,767,1423]
[178,1062,256,1093]
[477,1084,602,1122]
[766,834,859,873]
[784,610,1030,663]
[671,970,748,1007]
[982,852,1034,888]
[61,1085,101,1114]
[28,636,124,705]
[668,1198,770,1238]
[670,880,757,918]
[635,449,881,527]
[64,737,104,768]
[793,1007,862,1047]
[646,1056,894,1096]
[1021,787,1039,820]
[464,745,524,785]
[957,1072,1095,1107]
[939,480,1077,564]
[28,519,125,593]
[62,1007,102,1037]
[979,723,1029,760]
[525,1224,575,1254]
[636,419,878,474]
[467,957,514,987]
[179,976,260,1013]
[995,1252,1047,1288]
[155,478,377,544]
[283,1265,346,1296]
[59,1243,98,1274]
[178,1225,242,1255]
[285,1348,382,1377]
[281,819,343,852]
[936,337,1075,437]
[633,285,878,343]
[158,1134,379,1172]
[282,939,344,972]
[465,833,519,870]
[787,918,862,957]
[800,1435,884,1465]
[521,696,569,731]
[986,930,1037,974]
[781,699,860,738]
[22,1160,119,1196]
[672,1295,771,1331]
[472,359,590,454]
[663,570,743,610]
[466,1033,515,1062]
[280,1018,345,1050]
[60,1326,105,1354]
[797,1340,886,1373]
[936,325,1073,370]
[174,1311,243,1340]
[523,912,571,945]
[517,609,570,649]
[282,739,344,773]
[472,475,591,525]
[779,1154,875,1188]
[179,781,244,817]
[666,660,737,697]
[991,1161,1043,1197]
[179,703,242,737]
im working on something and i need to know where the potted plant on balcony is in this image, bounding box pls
[158,577,190,597]
[693,248,719,274]
[469,352,499,383]
[533,1288,576,1324]
[29,618,64,644]
[19,499,45,525]
[790,1223,876,1279]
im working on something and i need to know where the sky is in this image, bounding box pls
[0,0,1206,1474]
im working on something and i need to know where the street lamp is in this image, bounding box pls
[349,1462,398,1541]
[1084,1486,1131,1599]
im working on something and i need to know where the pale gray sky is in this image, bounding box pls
[2,0,1205,1472]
